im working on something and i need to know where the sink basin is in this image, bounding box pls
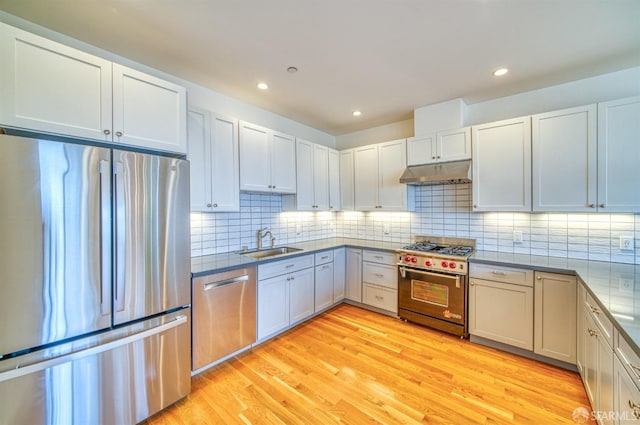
[240,247,303,259]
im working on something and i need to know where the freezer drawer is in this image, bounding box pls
[0,310,191,425]
[192,267,257,370]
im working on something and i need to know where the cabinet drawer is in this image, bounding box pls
[363,250,396,265]
[363,283,397,313]
[258,254,314,280]
[362,262,397,289]
[315,250,333,265]
[469,263,534,287]
[585,291,614,348]
[616,333,640,387]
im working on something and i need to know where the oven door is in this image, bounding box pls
[398,266,466,326]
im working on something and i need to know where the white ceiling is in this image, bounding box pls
[1,0,639,135]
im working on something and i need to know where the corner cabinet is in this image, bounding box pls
[406,127,471,165]
[471,117,532,212]
[239,121,296,194]
[0,22,187,154]
[532,104,597,212]
[354,139,413,211]
[187,108,239,212]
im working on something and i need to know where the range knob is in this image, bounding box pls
[441,261,448,268]
[449,262,456,269]
[411,257,417,263]
[425,260,432,266]
[404,256,411,262]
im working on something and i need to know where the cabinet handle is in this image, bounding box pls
[491,271,506,276]
[599,203,606,208]
[321,256,329,259]
[322,265,331,269]
[375,273,384,278]
[590,306,600,315]
[285,264,295,268]
[375,295,384,301]
[588,328,598,337]
[374,255,383,259]
[628,400,640,419]
[588,204,595,208]
[116,131,123,137]
[103,129,111,135]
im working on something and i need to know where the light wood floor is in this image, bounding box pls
[143,304,594,424]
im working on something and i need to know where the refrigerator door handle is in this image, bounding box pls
[114,161,126,313]
[99,160,111,317]
[0,314,188,383]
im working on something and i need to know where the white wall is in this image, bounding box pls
[0,12,336,148]
[335,119,414,150]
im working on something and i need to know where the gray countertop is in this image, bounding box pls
[190,238,640,356]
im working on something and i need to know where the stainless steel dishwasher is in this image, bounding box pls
[192,266,257,370]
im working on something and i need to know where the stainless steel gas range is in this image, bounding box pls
[397,236,475,337]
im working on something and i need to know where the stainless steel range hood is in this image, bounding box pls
[399,159,472,185]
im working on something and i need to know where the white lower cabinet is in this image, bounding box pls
[257,255,314,340]
[345,248,362,302]
[534,272,577,363]
[333,248,346,303]
[314,251,334,312]
[361,250,397,314]
[614,356,640,424]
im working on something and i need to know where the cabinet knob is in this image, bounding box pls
[473,205,477,209]
[432,156,436,159]
[103,129,111,135]
[116,131,123,137]
[599,203,606,208]
[470,282,475,286]
[206,203,212,208]
[537,275,542,280]
[213,203,218,207]
[588,204,595,208]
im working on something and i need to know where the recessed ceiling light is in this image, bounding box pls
[287,66,298,73]
[257,82,269,90]
[493,68,509,77]
[352,110,362,117]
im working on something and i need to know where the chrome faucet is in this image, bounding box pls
[257,227,276,249]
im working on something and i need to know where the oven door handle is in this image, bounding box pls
[399,266,461,288]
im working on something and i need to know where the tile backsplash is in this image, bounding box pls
[191,186,640,265]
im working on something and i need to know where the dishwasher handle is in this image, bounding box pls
[203,275,250,291]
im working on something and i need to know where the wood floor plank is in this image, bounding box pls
[142,304,594,425]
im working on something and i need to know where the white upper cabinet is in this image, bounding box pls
[407,127,471,165]
[284,139,330,210]
[328,149,341,211]
[187,107,239,212]
[354,139,412,211]
[472,117,532,212]
[0,22,187,154]
[239,121,296,194]
[597,96,640,213]
[532,104,597,212]
[340,149,355,210]
[112,64,187,153]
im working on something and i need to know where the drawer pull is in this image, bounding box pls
[590,306,600,315]
[322,265,331,270]
[629,400,640,419]
[375,295,384,301]
[204,275,249,290]
[375,273,384,278]
[285,264,295,268]
[374,255,384,259]
[588,328,598,337]
[321,255,329,259]
[491,271,507,276]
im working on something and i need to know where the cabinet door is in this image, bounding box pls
[598,96,640,213]
[378,139,407,211]
[313,144,330,210]
[340,149,355,210]
[614,357,640,425]
[270,131,296,194]
[468,278,534,349]
[354,145,379,210]
[534,272,577,364]
[0,23,112,141]
[210,113,240,211]
[289,268,315,324]
[577,284,587,375]
[599,335,615,425]
[112,64,187,153]
[472,117,532,212]
[295,139,315,210]
[239,121,271,192]
[315,263,334,312]
[257,275,289,340]
[328,149,341,211]
[437,127,471,162]
[345,248,362,302]
[407,133,436,165]
[333,248,346,302]
[584,305,599,406]
[187,108,212,211]
[532,104,597,211]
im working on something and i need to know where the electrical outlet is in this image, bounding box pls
[296,224,302,235]
[620,236,634,251]
[383,224,390,235]
[513,230,523,243]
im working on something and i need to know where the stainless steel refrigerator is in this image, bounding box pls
[0,133,191,425]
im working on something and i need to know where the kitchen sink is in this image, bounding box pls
[240,247,303,259]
